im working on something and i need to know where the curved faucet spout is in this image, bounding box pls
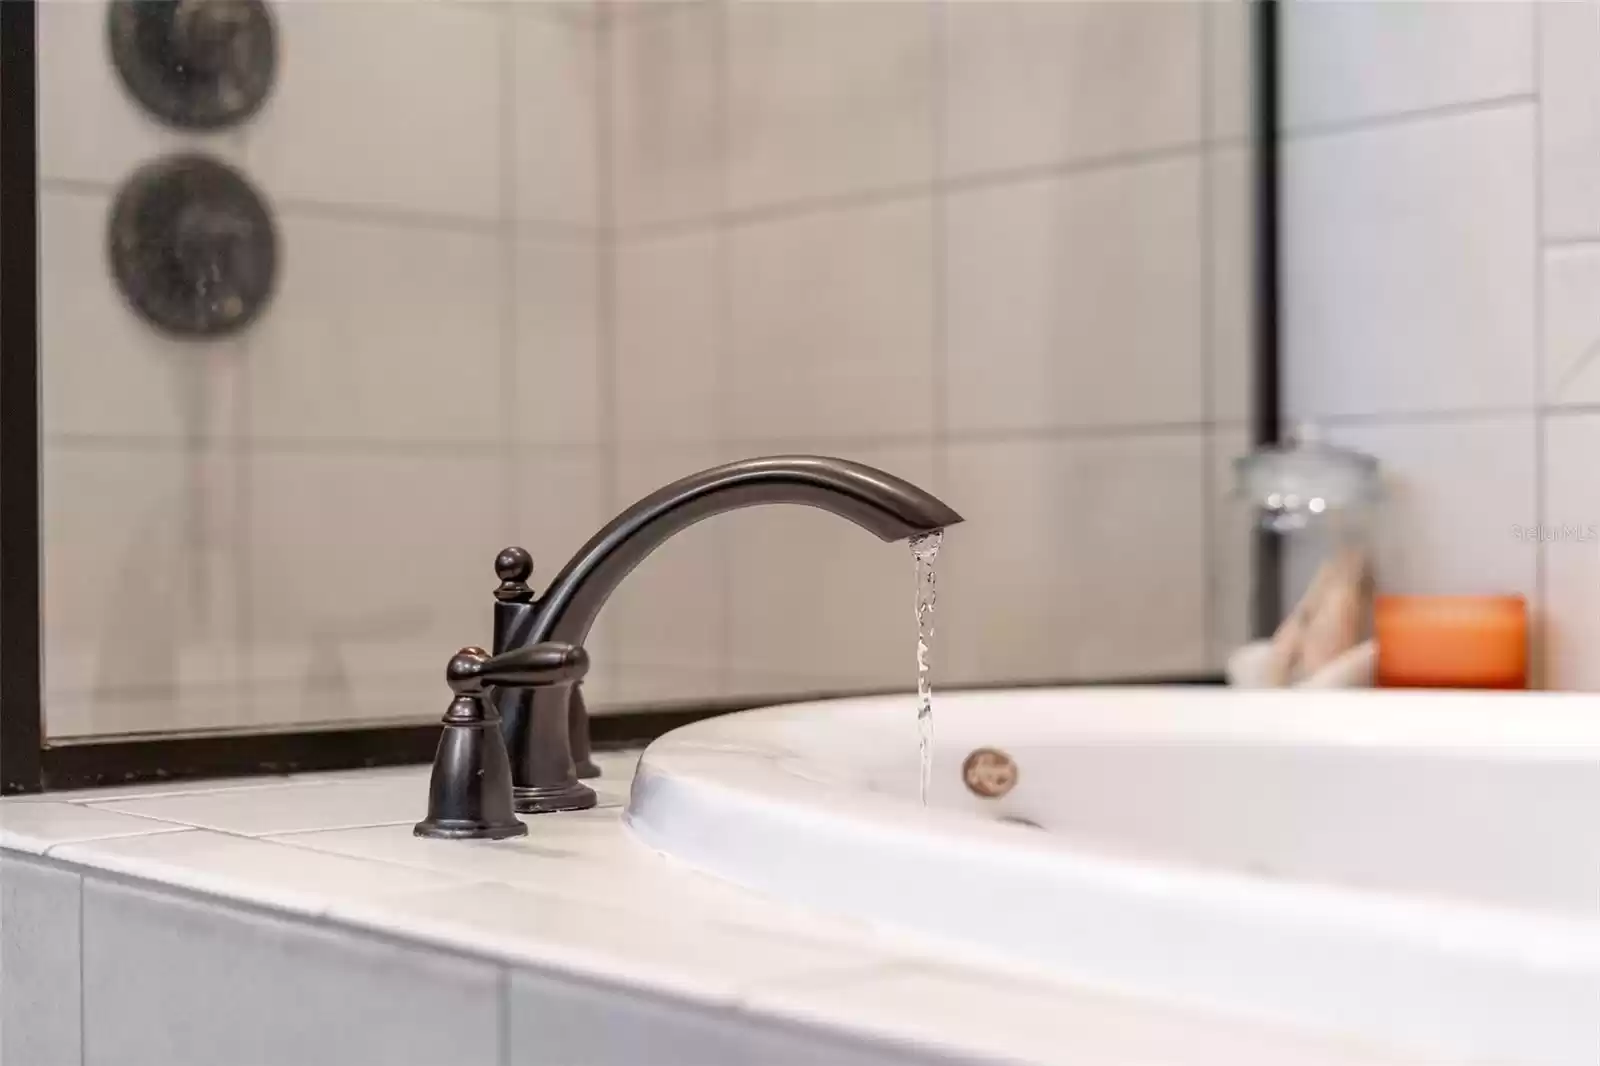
[493,454,961,815]
[514,455,962,650]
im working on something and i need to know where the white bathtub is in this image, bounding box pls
[624,687,1600,1066]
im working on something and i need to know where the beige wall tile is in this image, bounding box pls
[43,447,243,737]
[726,2,935,208]
[37,1,247,184]
[1324,418,1537,601]
[513,13,600,226]
[1206,0,1254,143]
[246,214,503,443]
[609,2,725,227]
[945,157,1204,433]
[604,444,738,705]
[516,236,603,445]
[1284,107,1536,419]
[723,444,939,694]
[1543,244,1600,406]
[1209,146,1254,424]
[614,231,723,444]
[940,433,1209,685]
[726,200,935,441]
[1282,1,1533,131]
[1209,425,1256,666]
[41,191,243,442]
[1541,2,1600,240]
[243,452,513,725]
[943,1,1201,177]
[1542,414,1600,691]
[248,2,502,217]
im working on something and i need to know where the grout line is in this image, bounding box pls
[591,0,622,698]
[40,434,218,453]
[498,966,513,1066]
[601,0,692,30]
[1546,334,1600,400]
[1543,233,1600,248]
[1533,8,1549,690]
[932,156,1231,205]
[77,865,86,1061]
[1199,0,1218,669]
[45,713,424,744]
[47,677,239,701]
[623,422,1220,450]
[47,661,706,725]
[61,816,419,842]
[711,1,734,699]
[1538,401,1600,417]
[41,152,1246,251]
[232,330,256,726]
[41,434,565,456]
[273,204,597,243]
[37,175,142,198]
[596,5,620,529]
[1300,406,1539,429]
[39,176,601,242]
[516,1,607,30]
[57,779,311,805]
[613,140,1215,242]
[60,863,522,972]
[844,141,1211,204]
[46,421,1266,458]
[582,0,617,697]
[1280,91,1538,143]
[500,6,522,540]
[926,422,1218,445]
[39,826,196,859]
[929,0,948,494]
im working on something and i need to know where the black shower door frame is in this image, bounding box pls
[0,0,1282,793]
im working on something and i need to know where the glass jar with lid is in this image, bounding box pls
[1230,424,1383,686]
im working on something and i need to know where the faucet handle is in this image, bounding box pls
[478,643,588,689]
[493,546,535,603]
[446,642,588,704]
[415,646,528,840]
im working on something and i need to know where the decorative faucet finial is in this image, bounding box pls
[447,645,490,693]
[494,546,534,604]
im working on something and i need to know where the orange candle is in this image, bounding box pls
[1374,595,1528,689]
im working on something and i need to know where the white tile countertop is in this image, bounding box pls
[0,751,1437,1066]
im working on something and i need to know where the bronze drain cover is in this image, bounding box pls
[962,747,1018,799]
